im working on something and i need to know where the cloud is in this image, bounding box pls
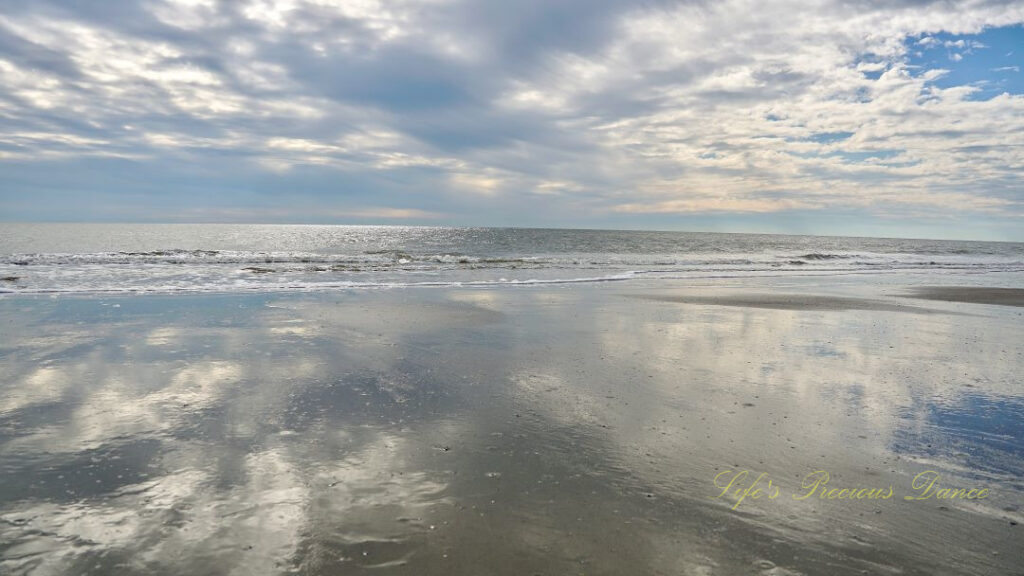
[613,197,816,214]
[0,0,1022,234]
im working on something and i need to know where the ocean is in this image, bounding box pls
[2,223,1022,294]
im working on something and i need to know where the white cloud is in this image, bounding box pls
[0,0,1021,224]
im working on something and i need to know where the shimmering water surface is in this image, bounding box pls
[2,224,1022,293]
[1,272,1022,575]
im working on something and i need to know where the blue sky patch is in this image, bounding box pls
[787,148,909,166]
[808,131,854,144]
[906,25,1024,100]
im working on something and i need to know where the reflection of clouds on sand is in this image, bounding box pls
[0,451,305,576]
[0,321,107,416]
[269,323,315,336]
[0,295,462,575]
[495,287,1024,573]
[0,366,71,414]
[447,290,502,310]
[1,304,345,455]
[1,287,1021,575]
[0,433,449,575]
[512,372,606,427]
[300,434,451,571]
[2,325,101,356]
[144,326,181,346]
[161,361,243,408]
[449,289,576,312]
[315,434,448,511]
[281,295,504,336]
[0,469,210,574]
[200,448,308,576]
[4,360,243,454]
[594,294,1021,444]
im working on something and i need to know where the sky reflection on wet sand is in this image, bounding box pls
[1,281,1022,575]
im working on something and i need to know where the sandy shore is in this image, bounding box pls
[901,286,1024,307]
[632,293,942,312]
[0,280,1021,575]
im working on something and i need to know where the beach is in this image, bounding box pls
[3,0,1024,571]
[1,272,1022,575]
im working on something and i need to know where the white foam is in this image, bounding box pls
[2,227,1021,295]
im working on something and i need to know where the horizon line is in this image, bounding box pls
[1,220,1020,244]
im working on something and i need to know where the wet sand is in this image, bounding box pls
[632,293,942,313]
[901,286,1024,307]
[0,280,1022,575]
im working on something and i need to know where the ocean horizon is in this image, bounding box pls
[3,223,1022,295]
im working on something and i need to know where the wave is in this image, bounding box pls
[791,253,857,260]
[0,250,548,267]
[0,272,641,295]
[2,245,1022,295]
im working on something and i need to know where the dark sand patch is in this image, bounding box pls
[900,286,1024,307]
[630,293,940,313]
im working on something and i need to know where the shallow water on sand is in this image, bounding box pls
[0,277,1022,575]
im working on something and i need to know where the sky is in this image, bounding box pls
[0,0,1022,240]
